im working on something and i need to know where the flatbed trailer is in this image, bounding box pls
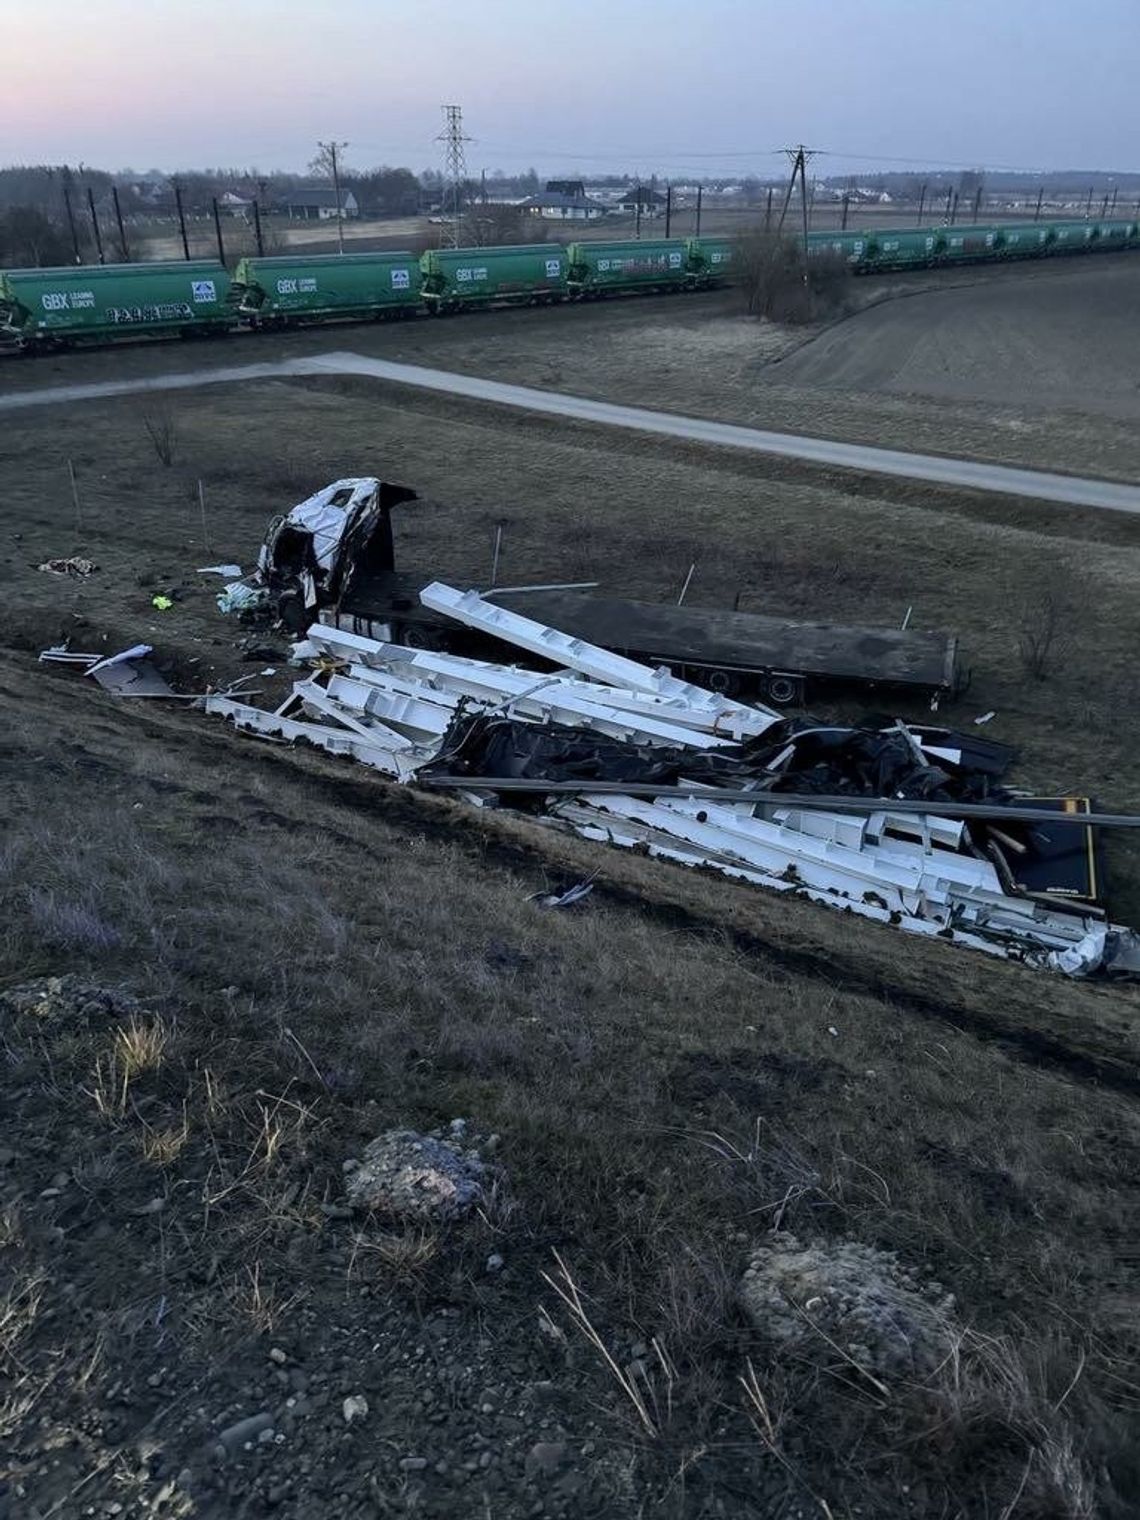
[258,479,962,707]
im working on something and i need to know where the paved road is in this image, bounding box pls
[5,350,1140,515]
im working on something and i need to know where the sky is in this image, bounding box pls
[2,0,1138,178]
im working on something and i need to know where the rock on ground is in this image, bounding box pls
[739,1231,957,1380]
[0,974,144,1029]
[345,1128,489,1223]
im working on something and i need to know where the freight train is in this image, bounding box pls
[2,218,1137,351]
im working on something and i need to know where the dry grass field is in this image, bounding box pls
[2,273,1140,1517]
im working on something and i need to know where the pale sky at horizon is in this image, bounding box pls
[2,0,1138,178]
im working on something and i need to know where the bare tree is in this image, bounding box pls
[141,405,179,467]
[1015,576,1072,680]
[733,227,850,324]
[464,203,546,247]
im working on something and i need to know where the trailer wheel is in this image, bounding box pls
[765,674,804,707]
[396,623,444,651]
[705,668,743,697]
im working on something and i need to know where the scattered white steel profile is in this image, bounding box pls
[308,628,745,747]
[324,672,457,740]
[551,802,1015,960]
[204,694,425,780]
[204,608,1123,977]
[418,582,780,739]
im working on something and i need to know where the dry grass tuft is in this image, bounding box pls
[349,1228,439,1287]
[229,1261,304,1335]
[140,1108,190,1166]
[0,1272,47,1376]
[114,1014,169,1080]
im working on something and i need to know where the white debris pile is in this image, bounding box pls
[204,581,1137,978]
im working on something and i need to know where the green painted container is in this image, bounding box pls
[230,252,421,322]
[0,260,232,348]
[567,239,695,293]
[418,244,567,309]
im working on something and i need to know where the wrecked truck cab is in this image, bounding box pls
[257,476,418,631]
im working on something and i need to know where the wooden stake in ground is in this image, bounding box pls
[68,459,82,539]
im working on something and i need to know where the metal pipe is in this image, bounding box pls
[417,777,1138,828]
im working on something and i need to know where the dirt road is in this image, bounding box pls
[5,348,1140,514]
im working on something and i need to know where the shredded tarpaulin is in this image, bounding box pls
[216,583,269,614]
[200,583,1140,981]
[197,563,242,578]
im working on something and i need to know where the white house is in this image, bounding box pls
[518,191,607,222]
[276,188,360,222]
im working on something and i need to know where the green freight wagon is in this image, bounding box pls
[686,237,736,282]
[1049,221,1098,252]
[805,231,876,268]
[230,252,421,325]
[418,244,567,311]
[934,225,1003,264]
[0,260,232,351]
[1091,220,1133,250]
[567,239,697,295]
[993,224,1053,258]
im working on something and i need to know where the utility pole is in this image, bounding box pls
[1034,186,1044,222]
[765,186,773,227]
[62,169,82,263]
[695,184,702,235]
[86,186,105,265]
[173,180,190,259]
[950,190,959,225]
[317,140,348,253]
[253,198,265,256]
[635,184,642,239]
[917,181,927,226]
[944,185,954,223]
[972,185,983,222]
[112,186,130,261]
[665,184,672,237]
[781,145,816,282]
[1110,185,1118,214]
[840,191,849,231]
[436,106,469,248]
[212,197,226,265]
